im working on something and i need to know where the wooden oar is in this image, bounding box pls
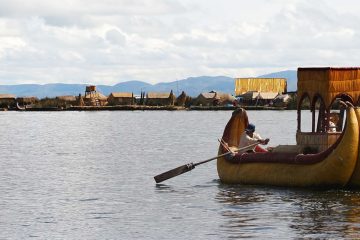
[154,142,259,183]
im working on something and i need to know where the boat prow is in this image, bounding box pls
[16,102,26,111]
[347,107,360,187]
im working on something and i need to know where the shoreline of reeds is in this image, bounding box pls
[10,105,289,111]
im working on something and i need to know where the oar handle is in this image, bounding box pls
[153,142,260,183]
[194,142,259,167]
[193,151,232,167]
[234,142,260,153]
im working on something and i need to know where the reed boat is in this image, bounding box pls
[217,67,360,188]
[16,102,26,111]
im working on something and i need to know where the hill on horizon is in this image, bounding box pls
[257,70,297,92]
[0,70,297,98]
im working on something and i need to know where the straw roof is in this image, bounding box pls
[0,94,16,99]
[274,94,290,101]
[84,92,107,100]
[298,67,360,108]
[56,95,77,101]
[16,96,38,101]
[147,92,171,99]
[197,92,235,100]
[235,78,287,95]
[199,92,217,99]
[110,92,133,98]
[218,93,235,102]
[258,92,279,100]
[239,91,260,100]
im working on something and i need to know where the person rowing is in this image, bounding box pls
[221,123,270,156]
[238,123,270,153]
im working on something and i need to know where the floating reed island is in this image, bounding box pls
[1,84,297,111]
[67,105,186,111]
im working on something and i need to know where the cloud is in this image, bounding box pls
[105,29,127,46]
[0,0,360,85]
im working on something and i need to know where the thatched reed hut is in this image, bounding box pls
[108,92,135,106]
[16,97,39,105]
[257,92,279,105]
[83,92,108,106]
[218,92,236,105]
[237,91,278,106]
[273,94,291,107]
[238,91,259,103]
[175,91,187,106]
[195,92,220,106]
[146,90,176,106]
[56,95,77,107]
[195,92,235,106]
[0,94,16,108]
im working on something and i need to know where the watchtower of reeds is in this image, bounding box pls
[84,85,100,106]
[85,85,97,98]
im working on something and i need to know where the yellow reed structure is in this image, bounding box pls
[234,78,287,96]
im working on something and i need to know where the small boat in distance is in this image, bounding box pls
[217,67,360,188]
[16,102,26,111]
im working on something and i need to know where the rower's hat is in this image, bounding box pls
[245,123,255,132]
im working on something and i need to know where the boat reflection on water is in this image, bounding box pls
[216,185,360,239]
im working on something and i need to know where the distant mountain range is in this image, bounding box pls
[257,70,297,93]
[0,70,297,98]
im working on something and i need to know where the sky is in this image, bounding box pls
[0,0,359,85]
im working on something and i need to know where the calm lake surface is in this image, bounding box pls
[1,110,360,239]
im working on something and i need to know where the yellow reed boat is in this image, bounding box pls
[217,67,360,188]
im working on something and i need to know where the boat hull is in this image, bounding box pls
[217,108,359,188]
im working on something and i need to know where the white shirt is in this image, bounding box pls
[238,131,263,153]
[329,121,336,132]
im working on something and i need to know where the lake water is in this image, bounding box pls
[1,110,360,239]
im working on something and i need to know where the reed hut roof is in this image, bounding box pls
[110,92,133,98]
[199,92,218,99]
[258,92,279,100]
[239,91,260,100]
[197,92,234,101]
[235,78,287,95]
[16,96,38,101]
[84,92,107,100]
[0,94,16,99]
[147,92,171,99]
[86,85,96,92]
[56,95,77,101]
[218,93,235,101]
[298,67,360,108]
[274,94,290,102]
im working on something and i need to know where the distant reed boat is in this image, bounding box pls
[217,67,360,188]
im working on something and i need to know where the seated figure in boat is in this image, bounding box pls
[238,123,270,153]
[328,112,339,132]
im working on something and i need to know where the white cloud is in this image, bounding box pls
[105,29,127,46]
[0,0,360,84]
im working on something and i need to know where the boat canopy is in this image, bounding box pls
[297,67,360,136]
[297,67,360,109]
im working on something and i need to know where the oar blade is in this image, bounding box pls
[154,163,194,183]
